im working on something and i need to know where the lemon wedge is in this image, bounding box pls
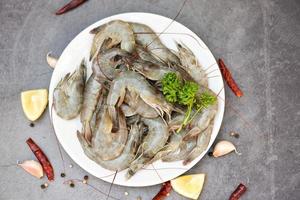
[21,89,48,121]
[171,174,206,200]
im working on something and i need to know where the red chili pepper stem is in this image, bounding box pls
[26,138,54,181]
[218,58,244,97]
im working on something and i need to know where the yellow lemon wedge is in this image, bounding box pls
[171,174,206,200]
[21,89,48,121]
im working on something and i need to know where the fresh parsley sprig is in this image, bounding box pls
[161,72,216,132]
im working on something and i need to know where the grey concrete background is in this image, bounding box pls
[0,0,299,199]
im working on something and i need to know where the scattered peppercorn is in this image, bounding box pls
[83,175,89,180]
[208,152,213,157]
[69,182,75,188]
[41,184,46,189]
[29,122,35,127]
[230,132,240,138]
[61,173,66,177]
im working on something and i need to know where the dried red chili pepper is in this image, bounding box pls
[218,59,244,97]
[229,183,247,200]
[55,0,87,15]
[26,138,54,181]
[152,181,172,200]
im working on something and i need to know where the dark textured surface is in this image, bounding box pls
[0,0,299,199]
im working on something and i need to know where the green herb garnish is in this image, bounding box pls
[161,72,217,132]
[161,72,182,103]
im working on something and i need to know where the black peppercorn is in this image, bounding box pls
[208,152,213,157]
[83,175,89,180]
[29,122,35,127]
[41,184,46,189]
[70,182,75,188]
[61,173,66,177]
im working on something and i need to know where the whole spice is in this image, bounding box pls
[18,160,43,179]
[69,182,75,188]
[212,140,241,158]
[29,122,35,127]
[218,59,243,97]
[46,52,58,69]
[229,183,247,200]
[26,138,54,181]
[152,181,172,200]
[230,132,240,138]
[61,173,66,177]
[55,0,88,15]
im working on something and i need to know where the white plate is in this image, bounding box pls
[49,12,225,187]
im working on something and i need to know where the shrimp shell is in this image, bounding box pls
[183,123,213,165]
[77,123,142,171]
[127,117,169,178]
[107,71,173,121]
[90,20,135,60]
[177,43,208,87]
[92,106,128,161]
[130,22,180,65]
[53,60,86,120]
[80,74,103,143]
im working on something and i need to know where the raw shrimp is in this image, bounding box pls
[95,47,132,80]
[177,43,208,87]
[77,123,142,171]
[78,106,128,161]
[89,20,135,60]
[132,60,175,81]
[168,114,185,131]
[127,117,169,178]
[135,44,164,66]
[130,22,180,65]
[80,74,103,144]
[166,88,217,140]
[183,91,218,140]
[107,71,173,121]
[53,60,86,120]
[162,137,197,162]
[183,123,213,165]
[121,90,159,118]
[89,91,105,136]
[149,132,182,163]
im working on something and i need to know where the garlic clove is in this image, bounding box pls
[46,52,58,69]
[18,160,44,179]
[212,140,241,158]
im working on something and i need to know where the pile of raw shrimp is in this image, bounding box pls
[53,20,218,179]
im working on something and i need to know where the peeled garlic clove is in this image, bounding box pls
[18,160,43,179]
[212,140,241,158]
[46,52,58,69]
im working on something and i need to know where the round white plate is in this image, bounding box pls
[49,12,225,187]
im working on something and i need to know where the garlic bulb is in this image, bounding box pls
[212,140,241,157]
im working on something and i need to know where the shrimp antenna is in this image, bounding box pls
[50,103,66,175]
[63,178,121,200]
[106,170,118,200]
[146,0,189,48]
